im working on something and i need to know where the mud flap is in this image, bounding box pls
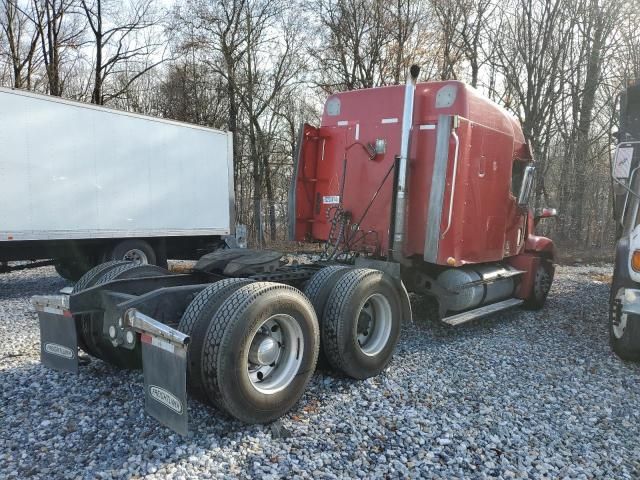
[123,309,190,436]
[32,295,78,374]
[141,333,188,436]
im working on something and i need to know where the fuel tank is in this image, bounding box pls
[436,264,518,312]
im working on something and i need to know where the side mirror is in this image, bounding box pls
[534,207,557,226]
[517,165,535,208]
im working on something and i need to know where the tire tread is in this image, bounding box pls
[178,278,254,396]
[201,282,316,420]
[73,260,131,293]
[322,268,380,374]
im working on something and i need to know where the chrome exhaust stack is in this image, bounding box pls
[392,64,420,262]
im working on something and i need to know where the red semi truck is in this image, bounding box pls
[33,66,556,434]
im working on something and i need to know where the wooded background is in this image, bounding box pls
[0,0,638,251]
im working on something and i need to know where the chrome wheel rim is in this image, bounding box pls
[613,288,628,339]
[123,248,148,264]
[356,293,392,356]
[247,314,303,394]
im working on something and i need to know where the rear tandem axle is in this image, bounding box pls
[34,253,410,435]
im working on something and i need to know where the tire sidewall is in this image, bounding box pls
[304,266,352,369]
[534,260,554,303]
[328,272,402,378]
[217,290,319,422]
[524,259,554,310]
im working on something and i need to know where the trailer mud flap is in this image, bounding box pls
[32,295,78,374]
[123,309,190,436]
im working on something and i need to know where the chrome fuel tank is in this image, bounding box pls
[437,264,517,312]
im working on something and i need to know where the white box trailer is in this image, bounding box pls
[0,87,234,279]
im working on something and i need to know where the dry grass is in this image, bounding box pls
[168,261,196,273]
[588,272,612,284]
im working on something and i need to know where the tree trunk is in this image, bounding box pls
[570,14,606,244]
[92,37,103,104]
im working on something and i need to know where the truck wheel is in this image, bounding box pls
[322,269,402,379]
[76,262,140,360]
[201,282,319,423]
[78,263,170,369]
[610,287,640,361]
[72,260,131,293]
[107,239,157,266]
[178,278,254,398]
[72,260,131,355]
[304,266,351,368]
[523,259,554,310]
[96,262,168,285]
[54,260,89,282]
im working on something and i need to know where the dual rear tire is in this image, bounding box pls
[305,267,403,379]
[178,267,403,423]
[73,262,171,369]
[179,282,319,423]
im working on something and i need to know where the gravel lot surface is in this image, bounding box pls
[1,264,639,479]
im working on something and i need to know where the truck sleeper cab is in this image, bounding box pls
[291,66,556,321]
[33,66,556,435]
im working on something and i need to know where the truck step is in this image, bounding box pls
[442,298,524,326]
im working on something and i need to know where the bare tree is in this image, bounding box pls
[308,0,390,92]
[79,0,164,104]
[237,3,307,241]
[173,0,249,201]
[0,0,39,88]
[490,0,574,209]
[430,0,466,81]
[455,0,494,87]
[31,0,83,96]
[566,0,621,241]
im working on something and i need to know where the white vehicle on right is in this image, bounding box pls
[610,81,640,360]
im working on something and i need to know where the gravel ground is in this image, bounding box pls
[1,264,639,479]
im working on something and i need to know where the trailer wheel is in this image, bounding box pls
[178,278,254,398]
[303,266,351,368]
[107,239,157,266]
[201,282,319,423]
[523,259,554,310]
[78,263,170,369]
[322,269,402,379]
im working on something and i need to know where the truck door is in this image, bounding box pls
[288,123,351,244]
[289,124,320,242]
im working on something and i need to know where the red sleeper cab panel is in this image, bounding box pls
[294,81,531,265]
